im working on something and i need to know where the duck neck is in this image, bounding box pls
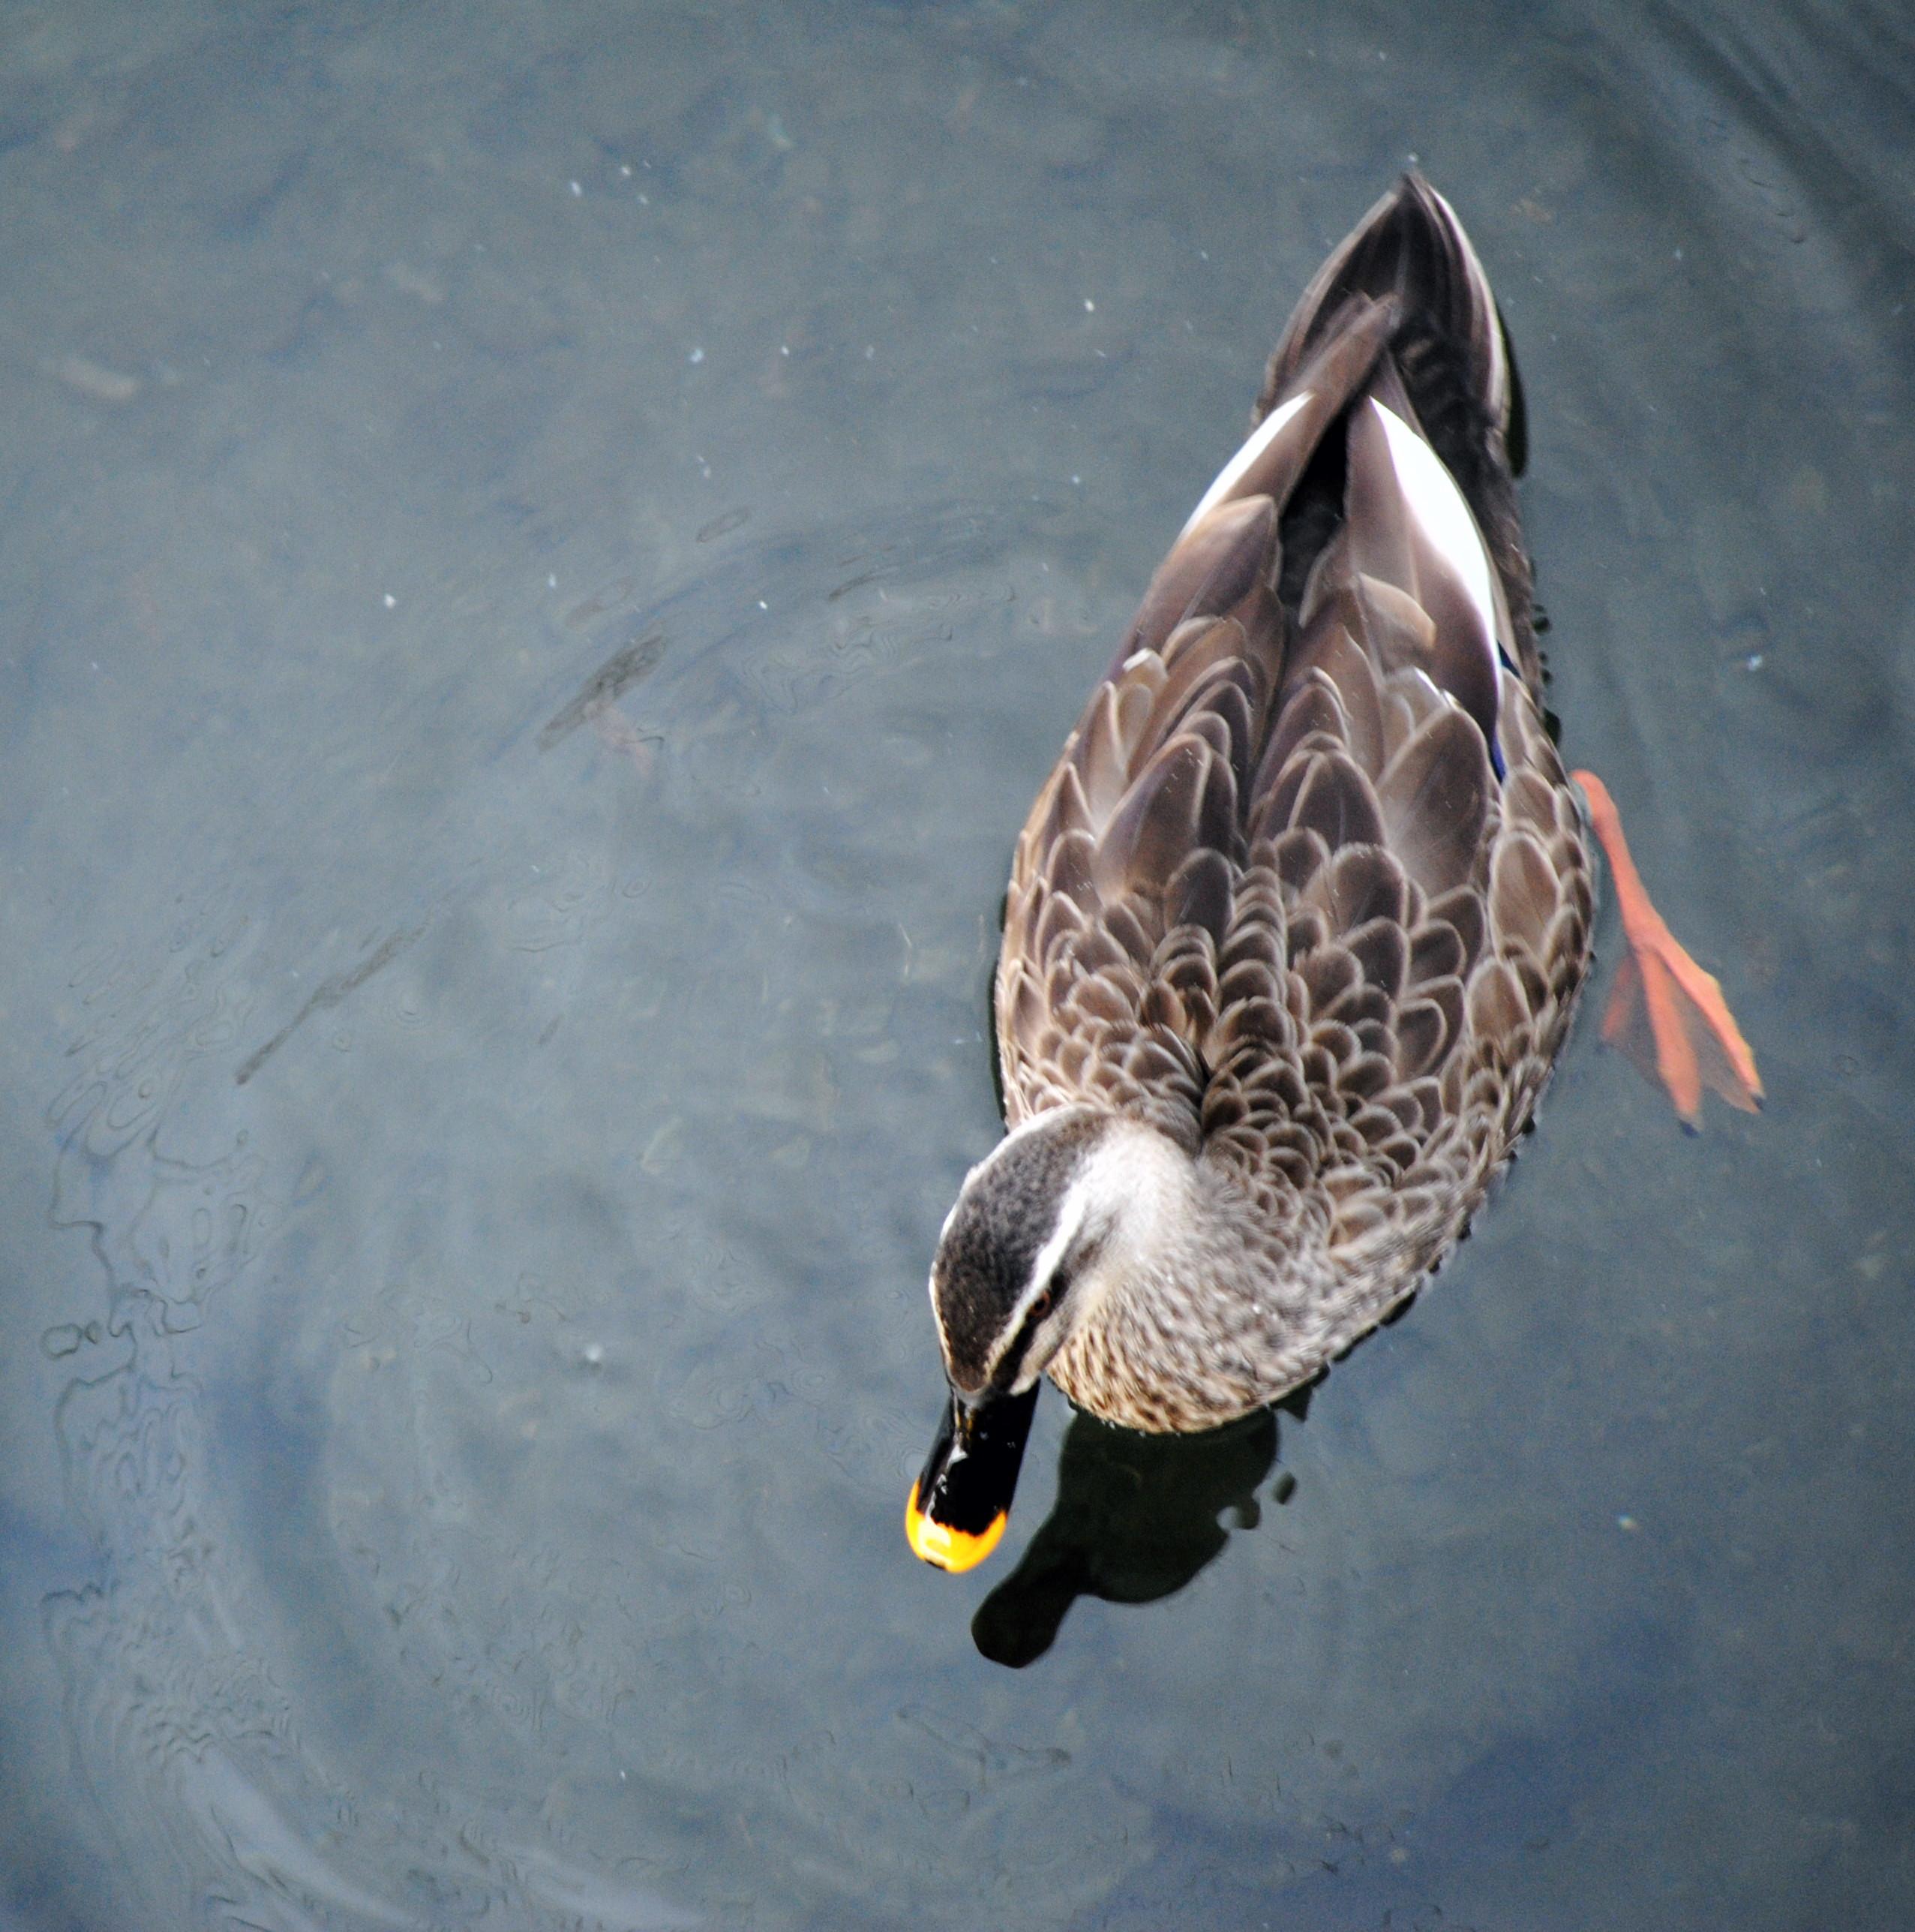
[1052,1121,1328,1431]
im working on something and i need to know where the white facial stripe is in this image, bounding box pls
[982,1172,1091,1384]
[1021,1177,1089,1316]
[1179,390,1312,538]
[1369,398,1499,656]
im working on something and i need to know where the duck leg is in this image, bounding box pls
[1572,770,1763,1128]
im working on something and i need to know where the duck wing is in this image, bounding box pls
[998,179,1592,1228]
[997,280,1394,1148]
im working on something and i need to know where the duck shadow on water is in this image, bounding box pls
[971,1387,1310,1669]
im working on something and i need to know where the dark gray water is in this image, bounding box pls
[4,3,1911,1927]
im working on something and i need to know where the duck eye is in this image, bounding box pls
[995,1270,1073,1390]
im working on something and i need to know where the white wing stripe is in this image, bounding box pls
[1178,391,1313,538]
[1369,398,1499,656]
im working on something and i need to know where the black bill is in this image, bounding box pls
[905,1383,1040,1572]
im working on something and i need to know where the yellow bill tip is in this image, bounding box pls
[905,1480,1007,1573]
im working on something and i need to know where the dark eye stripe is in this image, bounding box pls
[997,1282,1058,1387]
[998,1316,1045,1384]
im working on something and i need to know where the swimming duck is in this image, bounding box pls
[906,175,1760,1573]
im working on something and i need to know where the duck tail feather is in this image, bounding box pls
[1263,174,1537,689]
[1259,176,1512,456]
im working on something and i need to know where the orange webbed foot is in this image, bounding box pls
[1571,770,1763,1130]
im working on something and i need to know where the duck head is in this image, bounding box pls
[907,1106,1182,1570]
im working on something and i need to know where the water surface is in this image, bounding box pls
[3,4,1912,1927]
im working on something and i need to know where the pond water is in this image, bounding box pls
[3,3,1912,1927]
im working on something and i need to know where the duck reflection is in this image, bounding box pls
[971,1392,1305,1667]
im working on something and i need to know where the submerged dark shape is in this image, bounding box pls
[972,1407,1282,1666]
[908,174,1759,1574]
[236,923,425,1086]
[539,627,667,750]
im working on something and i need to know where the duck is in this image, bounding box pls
[905,175,1761,1573]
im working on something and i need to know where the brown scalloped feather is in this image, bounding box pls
[975,178,1751,1435]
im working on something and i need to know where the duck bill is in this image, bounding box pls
[905,1383,1040,1573]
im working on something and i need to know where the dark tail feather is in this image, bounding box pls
[1257,176,1538,686]
[1257,176,1512,457]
